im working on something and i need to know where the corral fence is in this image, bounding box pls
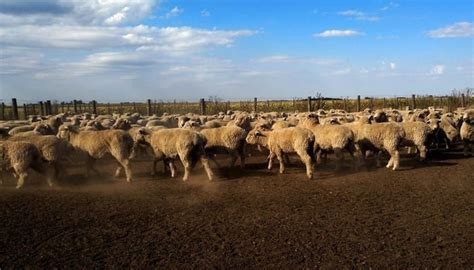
[1,92,473,121]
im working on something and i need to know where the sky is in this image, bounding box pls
[0,0,473,103]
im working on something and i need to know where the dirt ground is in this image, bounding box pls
[0,148,473,268]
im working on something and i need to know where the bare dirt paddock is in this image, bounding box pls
[1,150,473,268]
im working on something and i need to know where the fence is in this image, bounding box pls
[1,94,472,121]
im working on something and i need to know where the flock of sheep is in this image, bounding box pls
[0,106,473,189]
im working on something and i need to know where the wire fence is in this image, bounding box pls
[1,91,473,121]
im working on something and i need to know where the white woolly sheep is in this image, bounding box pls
[57,125,135,182]
[298,115,356,170]
[9,134,73,186]
[348,116,405,170]
[200,125,247,168]
[246,127,315,179]
[135,128,214,181]
[1,141,46,189]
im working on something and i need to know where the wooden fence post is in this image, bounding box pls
[0,103,5,120]
[39,101,44,116]
[357,95,361,112]
[11,98,19,120]
[343,98,347,112]
[31,104,36,115]
[253,97,258,113]
[383,98,386,109]
[46,100,52,115]
[92,100,97,115]
[73,100,78,113]
[200,98,206,115]
[411,94,416,109]
[461,93,466,107]
[307,96,312,112]
[146,99,152,116]
[369,98,373,110]
[23,104,28,120]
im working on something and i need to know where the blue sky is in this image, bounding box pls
[0,0,473,103]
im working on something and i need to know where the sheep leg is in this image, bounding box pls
[85,156,100,177]
[179,155,191,181]
[169,160,177,178]
[229,150,239,168]
[151,158,159,176]
[117,158,132,182]
[284,154,290,165]
[386,149,400,170]
[200,156,214,181]
[16,171,27,189]
[238,143,246,169]
[114,162,123,178]
[316,151,322,165]
[375,151,382,167]
[276,151,285,174]
[297,149,313,180]
[268,152,275,170]
[334,147,343,171]
[418,144,427,161]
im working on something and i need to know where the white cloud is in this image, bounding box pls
[429,65,445,75]
[257,55,291,63]
[0,0,157,26]
[0,24,257,53]
[427,22,474,38]
[380,2,399,11]
[201,9,210,17]
[338,10,380,21]
[389,62,396,70]
[162,6,183,19]
[314,29,363,38]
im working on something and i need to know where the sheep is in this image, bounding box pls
[245,127,315,179]
[57,125,135,182]
[460,109,474,156]
[8,125,34,136]
[298,115,356,170]
[349,116,405,170]
[428,113,459,149]
[399,121,433,161]
[200,125,247,168]
[0,141,46,189]
[135,128,214,181]
[8,134,72,186]
[11,123,54,137]
[227,113,252,131]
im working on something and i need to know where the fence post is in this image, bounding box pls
[73,100,78,113]
[253,97,258,113]
[39,101,44,116]
[31,104,36,115]
[383,98,386,109]
[357,95,361,112]
[411,94,416,110]
[146,99,152,116]
[307,96,312,112]
[461,93,466,107]
[200,98,206,115]
[23,104,28,120]
[92,100,97,115]
[369,98,373,110]
[11,98,19,120]
[46,100,52,115]
[343,98,347,112]
[1,103,4,120]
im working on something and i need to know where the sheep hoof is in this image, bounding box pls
[16,185,24,189]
